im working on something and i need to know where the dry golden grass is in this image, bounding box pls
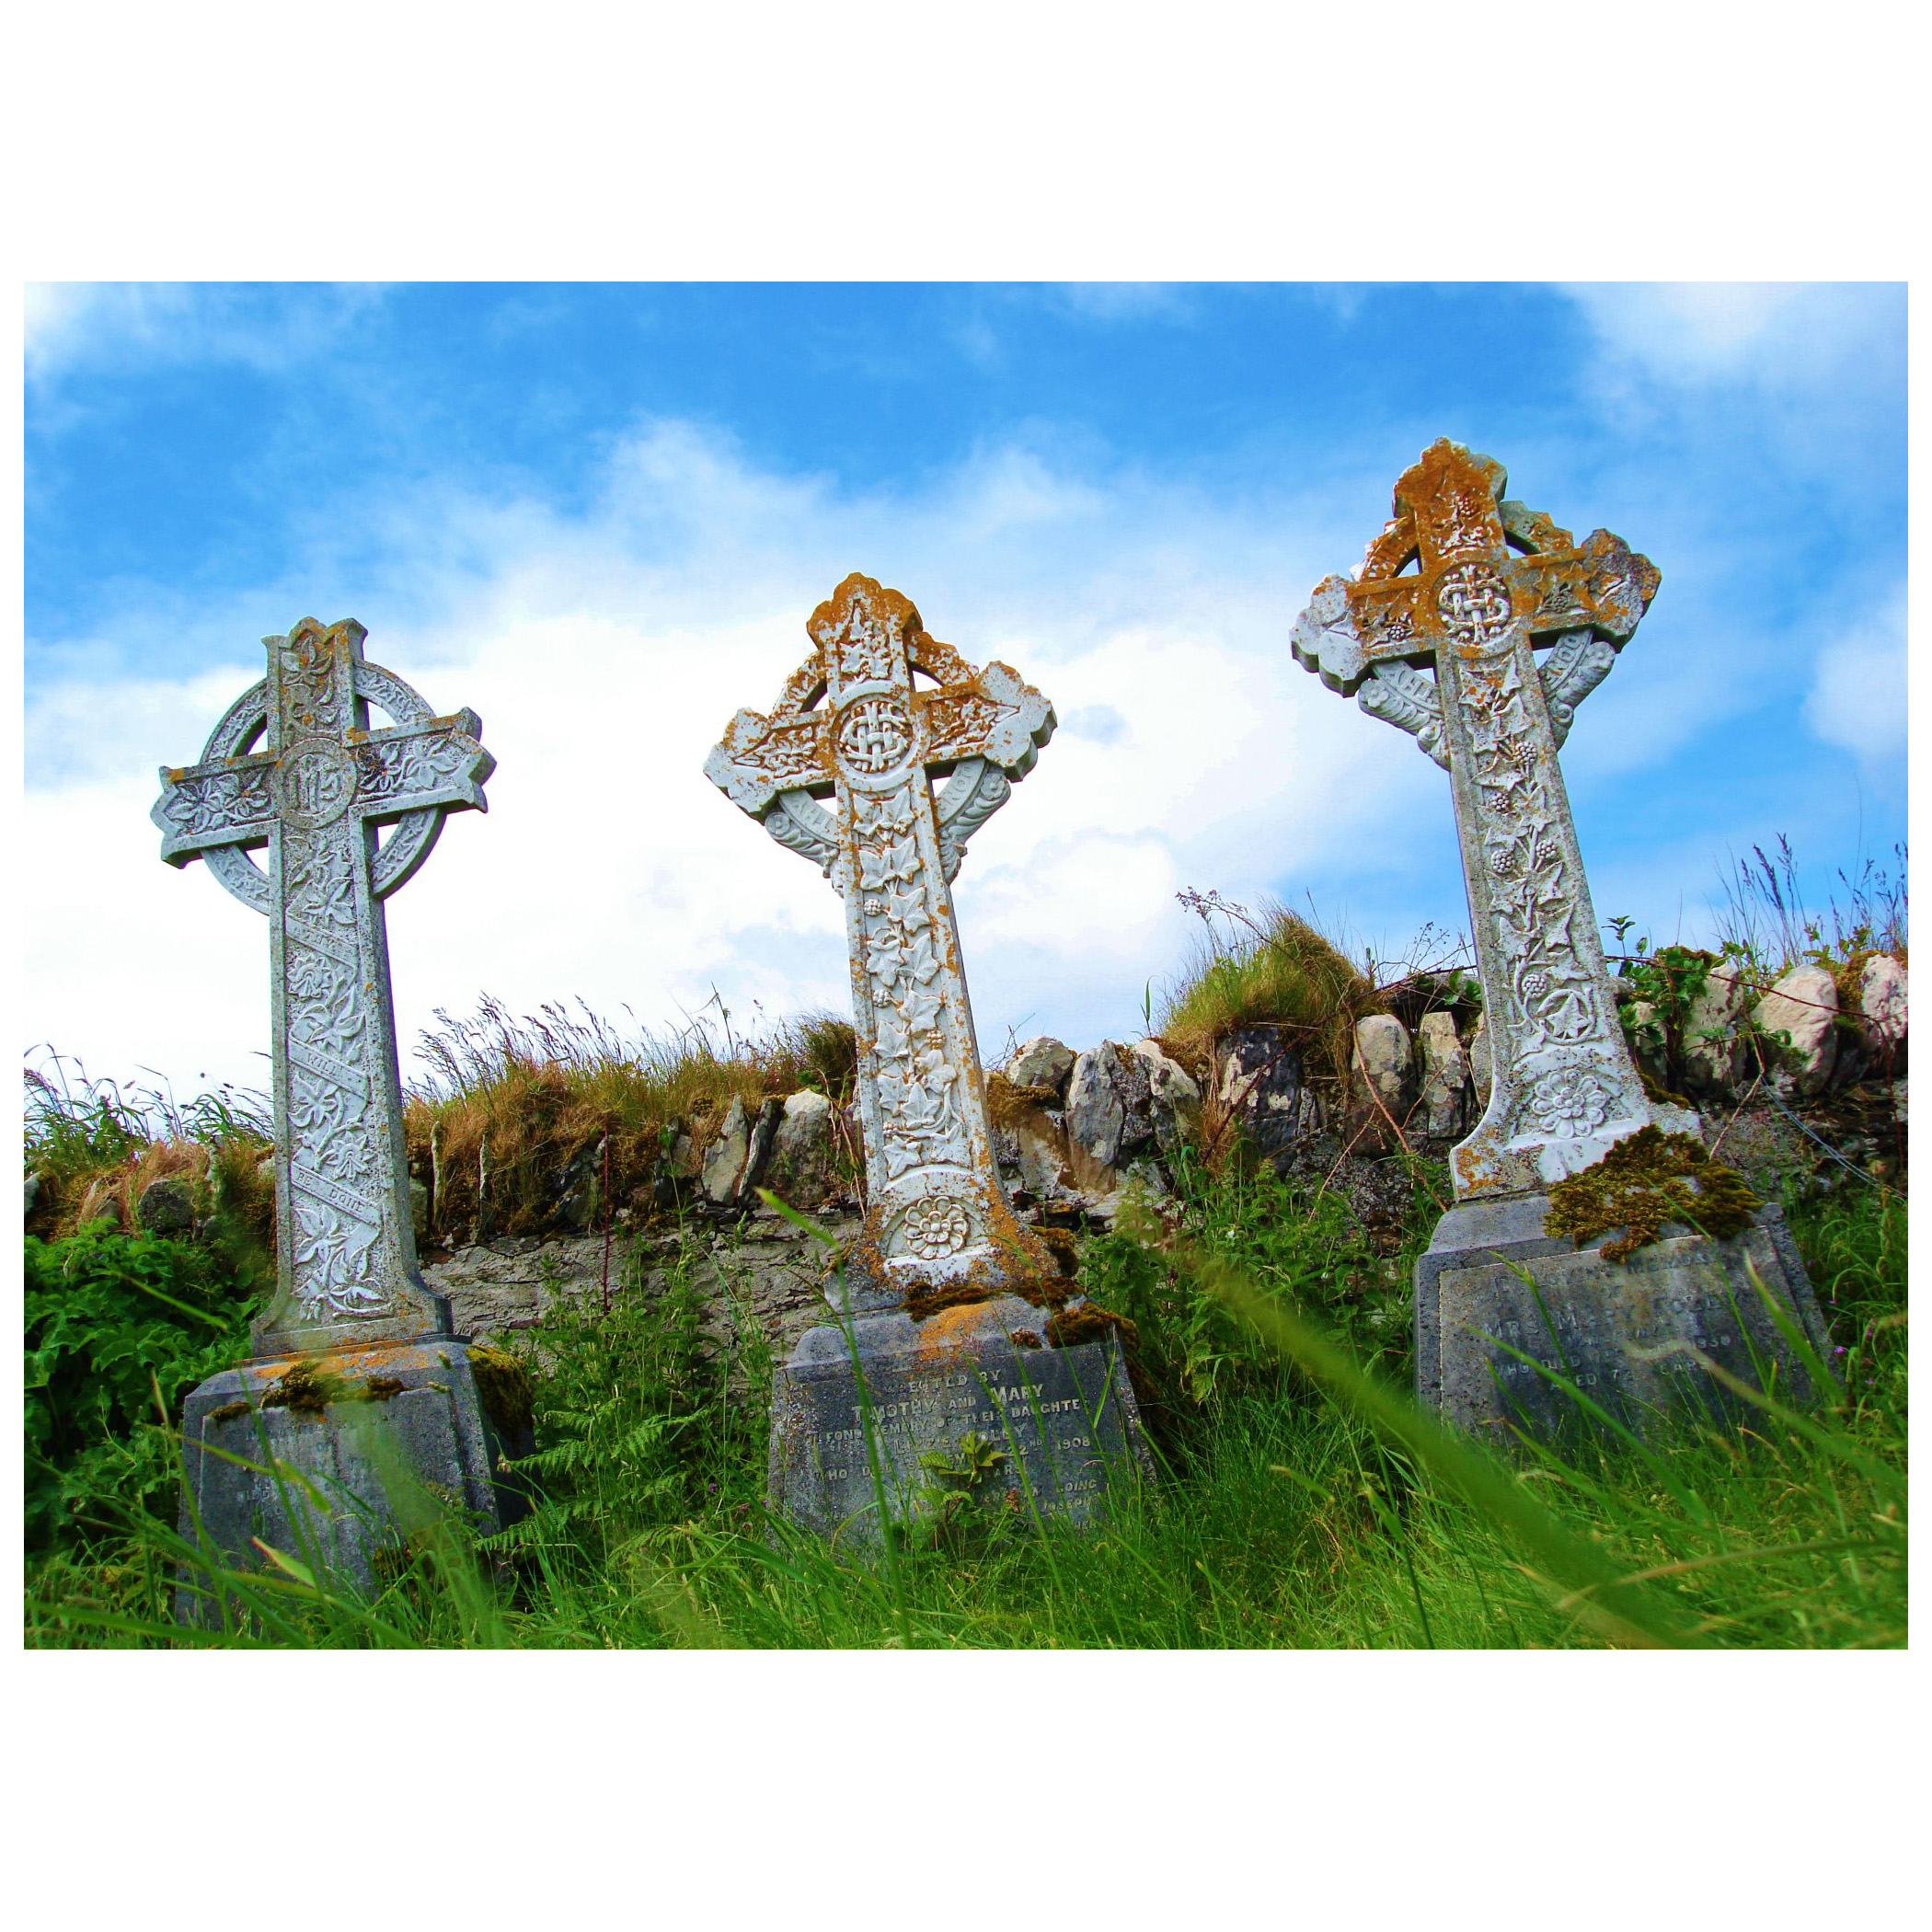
[403,995,859,1241]
[1159,903,1378,1090]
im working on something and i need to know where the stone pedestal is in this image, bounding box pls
[1415,1197,1832,1445]
[176,1340,532,1620]
[768,1289,1151,1547]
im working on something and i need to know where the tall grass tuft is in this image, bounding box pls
[1159,895,1377,1085]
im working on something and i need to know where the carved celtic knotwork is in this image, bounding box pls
[837,695,915,775]
[1433,562,1513,647]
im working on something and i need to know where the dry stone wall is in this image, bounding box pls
[53,955,1902,1358]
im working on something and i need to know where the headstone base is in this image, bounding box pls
[1415,1195,1832,1445]
[176,1340,532,1622]
[768,1293,1152,1546]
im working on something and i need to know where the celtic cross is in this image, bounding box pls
[707,572,1059,1304]
[1292,440,1697,1199]
[154,618,493,1352]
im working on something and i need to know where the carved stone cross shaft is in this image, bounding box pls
[1293,440,1696,1199]
[707,572,1058,1303]
[154,618,493,1352]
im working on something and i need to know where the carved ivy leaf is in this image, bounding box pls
[885,883,928,933]
[901,985,943,1039]
[875,1010,914,1064]
[904,933,941,986]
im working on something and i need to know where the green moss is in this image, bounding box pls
[261,1355,353,1416]
[1545,1126,1761,1264]
[466,1343,535,1440]
[1045,1302,1140,1352]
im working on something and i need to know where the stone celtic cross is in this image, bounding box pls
[707,572,1058,1303]
[154,617,493,1352]
[1293,440,1696,1198]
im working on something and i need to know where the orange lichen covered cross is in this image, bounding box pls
[707,573,1057,1301]
[1294,442,1695,1199]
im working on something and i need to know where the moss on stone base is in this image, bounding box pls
[466,1343,535,1440]
[1545,1125,1760,1263]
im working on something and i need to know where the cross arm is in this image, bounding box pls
[919,661,1056,778]
[1514,528,1661,644]
[704,707,834,819]
[350,710,495,822]
[1290,573,1430,694]
[154,753,280,865]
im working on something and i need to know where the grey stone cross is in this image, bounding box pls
[154,617,493,1352]
[707,572,1058,1305]
[1293,440,1697,1198]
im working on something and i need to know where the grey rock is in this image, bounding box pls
[700,1096,753,1206]
[1624,1000,1670,1090]
[1416,1010,1470,1138]
[1858,954,1908,1053]
[1007,1036,1075,1099]
[137,1176,199,1236]
[742,1096,784,1201]
[1892,1078,1908,1126]
[1683,961,1749,1098]
[766,1088,839,1207]
[1065,1043,1156,1171]
[551,1136,604,1232]
[1129,1038,1201,1154]
[1753,964,1839,1097]
[25,1173,40,1220]
[410,1177,431,1242]
[1213,1026,1314,1164]
[1351,1013,1413,1122]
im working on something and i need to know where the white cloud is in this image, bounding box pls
[1559,282,1904,407]
[1045,283,1195,325]
[25,282,387,385]
[1803,591,1908,768]
[26,420,1419,1095]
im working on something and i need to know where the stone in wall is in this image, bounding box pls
[1213,1026,1317,1167]
[1349,1013,1414,1143]
[1007,1035,1075,1099]
[1683,962,1750,1098]
[1858,954,1908,1055]
[1753,964,1839,1098]
[1415,1010,1470,1139]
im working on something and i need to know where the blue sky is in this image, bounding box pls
[23,282,1908,1098]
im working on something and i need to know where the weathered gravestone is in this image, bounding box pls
[707,572,1149,1541]
[1292,442,1830,1443]
[153,617,527,1607]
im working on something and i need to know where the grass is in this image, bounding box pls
[20,850,1907,1650]
[403,994,857,1243]
[23,1149,1905,1650]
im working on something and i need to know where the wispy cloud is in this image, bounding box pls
[1803,590,1909,771]
[26,420,1420,1094]
[25,282,389,385]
